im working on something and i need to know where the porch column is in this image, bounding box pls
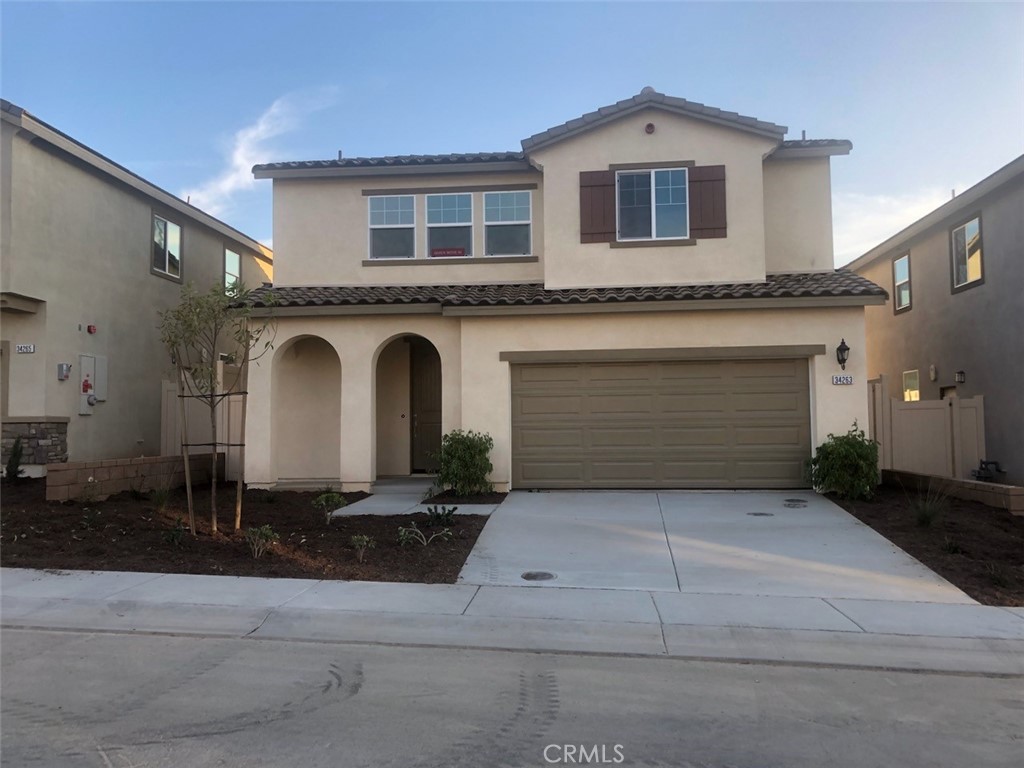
[243,353,275,487]
[339,352,374,493]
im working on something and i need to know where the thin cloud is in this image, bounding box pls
[182,87,338,216]
[832,187,953,266]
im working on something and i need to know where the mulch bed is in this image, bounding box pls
[0,479,487,583]
[832,483,1024,606]
[424,490,508,505]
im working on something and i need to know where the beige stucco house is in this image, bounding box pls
[246,88,885,492]
[848,155,1024,485]
[1,100,273,474]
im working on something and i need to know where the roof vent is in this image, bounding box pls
[640,85,656,95]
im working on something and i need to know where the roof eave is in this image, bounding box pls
[767,143,853,160]
[253,160,536,180]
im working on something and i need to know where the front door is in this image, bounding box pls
[410,338,442,472]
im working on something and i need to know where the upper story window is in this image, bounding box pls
[426,193,472,258]
[152,214,181,278]
[893,253,911,313]
[616,168,688,241]
[951,216,983,291]
[224,248,241,293]
[369,195,415,259]
[484,191,531,256]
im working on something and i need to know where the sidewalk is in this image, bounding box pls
[3,567,1023,675]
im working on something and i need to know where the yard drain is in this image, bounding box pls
[521,571,556,582]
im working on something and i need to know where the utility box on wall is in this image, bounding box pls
[78,354,108,415]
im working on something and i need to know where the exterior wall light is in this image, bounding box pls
[836,339,850,370]
[954,370,966,384]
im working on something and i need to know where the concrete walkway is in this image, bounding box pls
[332,476,502,517]
[3,568,1023,675]
[459,491,973,603]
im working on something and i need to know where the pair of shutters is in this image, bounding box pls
[579,165,727,243]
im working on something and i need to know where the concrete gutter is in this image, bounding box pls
[3,568,1022,676]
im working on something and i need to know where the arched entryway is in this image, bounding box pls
[273,335,341,482]
[375,335,442,477]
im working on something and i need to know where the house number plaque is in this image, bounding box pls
[832,375,854,385]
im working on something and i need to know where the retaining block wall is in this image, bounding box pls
[883,469,1024,515]
[46,453,225,502]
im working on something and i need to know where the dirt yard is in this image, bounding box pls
[833,484,1024,606]
[0,479,487,583]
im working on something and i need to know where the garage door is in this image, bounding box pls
[511,358,811,489]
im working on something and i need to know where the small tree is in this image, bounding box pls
[807,422,879,501]
[159,283,274,534]
[436,429,494,496]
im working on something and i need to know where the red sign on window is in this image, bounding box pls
[430,248,466,258]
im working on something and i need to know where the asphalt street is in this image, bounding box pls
[2,628,1021,768]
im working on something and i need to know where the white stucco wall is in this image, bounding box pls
[763,156,835,273]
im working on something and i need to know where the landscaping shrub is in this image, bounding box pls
[397,521,452,547]
[807,423,879,500]
[350,534,376,563]
[426,505,457,527]
[3,436,25,482]
[911,482,951,528]
[313,492,346,526]
[245,525,279,559]
[436,430,494,496]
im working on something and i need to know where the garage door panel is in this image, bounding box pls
[517,427,584,450]
[511,358,810,489]
[518,395,583,416]
[590,427,656,448]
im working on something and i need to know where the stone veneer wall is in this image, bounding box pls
[2,419,69,467]
[46,452,225,502]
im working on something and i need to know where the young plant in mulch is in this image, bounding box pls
[910,481,952,528]
[807,422,879,501]
[245,525,279,559]
[397,521,452,548]
[350,534,376,563]
[426,505,457,527]
[3,436,25,483]
[313,492,346,526]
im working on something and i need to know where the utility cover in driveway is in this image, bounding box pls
[511,359,811,488]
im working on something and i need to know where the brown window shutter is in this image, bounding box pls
[689,165,727,239]
[579,170,616,243]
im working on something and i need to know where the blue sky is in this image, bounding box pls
[3,1,1022,264]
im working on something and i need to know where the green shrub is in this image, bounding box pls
[244,525,279,559]
[426,505,457,527]
[397,521,452,547]
[911,481,950,528]
[807,423,879,500]
[164,518,187,548]
[151,486,172,513]
[436,430,494,496]
[4,436,25,482]
[313,492,346,526]
[350,534,376,563]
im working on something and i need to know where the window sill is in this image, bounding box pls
[362,256,538,266]
[151,268,183,284]
[951,276,985,294]
[609,238,696,249]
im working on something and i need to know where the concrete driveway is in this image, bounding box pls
[458,491,974,603]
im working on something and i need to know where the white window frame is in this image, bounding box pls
[483,191,532,257]
[902,370,920,402]
[425,193,473,258]
[152,213,182,278]
[224,248,241,292]
[367,195,416,260]
[615,168,689,242]
[893,253,911,312]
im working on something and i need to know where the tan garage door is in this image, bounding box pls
[511,358,811,489]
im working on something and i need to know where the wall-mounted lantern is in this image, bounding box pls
[954,370,966,384]
[836,339,850,371]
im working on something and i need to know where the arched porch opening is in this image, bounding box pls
[375,334,442,478]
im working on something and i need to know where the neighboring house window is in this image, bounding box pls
[893,253,911,312]
[903,370,920,402]
[616,168,688,240]
[369,195,415,259]
[951,216,983,290]
[484,191,531,256]
[224,248,241,292]
[426,193,472,257]
[152,214,182,277]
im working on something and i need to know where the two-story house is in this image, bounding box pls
[1,100,273,474]
[245,88,885,492]
[848,155,1024,486]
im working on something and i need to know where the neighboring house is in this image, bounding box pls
[848,155,1024,486]
[0,100,273,474]
[245,87,885,492]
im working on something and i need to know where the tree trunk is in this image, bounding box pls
[209,397,218,534]
[177,369,197,536]
[234,357,248,532]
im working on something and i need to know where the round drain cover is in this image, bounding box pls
[747,512,775,517]
[521,571,556,581]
